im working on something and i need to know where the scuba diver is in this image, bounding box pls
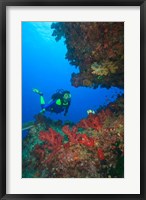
[33,88,71,116]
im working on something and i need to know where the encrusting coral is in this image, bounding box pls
[22,97,124,178]
[51,22,124,89]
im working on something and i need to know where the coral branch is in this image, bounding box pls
[62,125,78,143]
[39,128,63,150]
[77,113,102,131]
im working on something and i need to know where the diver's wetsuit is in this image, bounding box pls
[33,88,71,116]
[41,97,70,116]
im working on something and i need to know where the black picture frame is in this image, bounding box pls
[0,0,145,199]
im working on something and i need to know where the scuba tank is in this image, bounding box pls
[51,89,64,100]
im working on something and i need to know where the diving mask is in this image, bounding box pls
[63,93,71,100]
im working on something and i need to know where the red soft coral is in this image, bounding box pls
[62,125,95,147]
[39,128,63,150]
[78,134,95,147]
[97,148,105,160]
[77,113,102,131]
[98,108,112,122]
[62,125,80,143]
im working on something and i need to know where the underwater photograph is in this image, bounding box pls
[22,22,124,178]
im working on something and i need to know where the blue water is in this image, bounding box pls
[22,22,123,125]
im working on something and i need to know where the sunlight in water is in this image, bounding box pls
[31,22,55,42]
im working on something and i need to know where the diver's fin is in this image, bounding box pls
[32,88,43,95]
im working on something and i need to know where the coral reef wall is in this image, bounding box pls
[51,22,124,89]
[22,22,124,178]
[22,97,124,178]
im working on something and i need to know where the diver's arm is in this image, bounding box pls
[64,108,68,116]
[64,101,71,116]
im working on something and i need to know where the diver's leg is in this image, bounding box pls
[32,88,45,106]
[32,89,46,112]
[40,95,46,112]
[40,95,45,107]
